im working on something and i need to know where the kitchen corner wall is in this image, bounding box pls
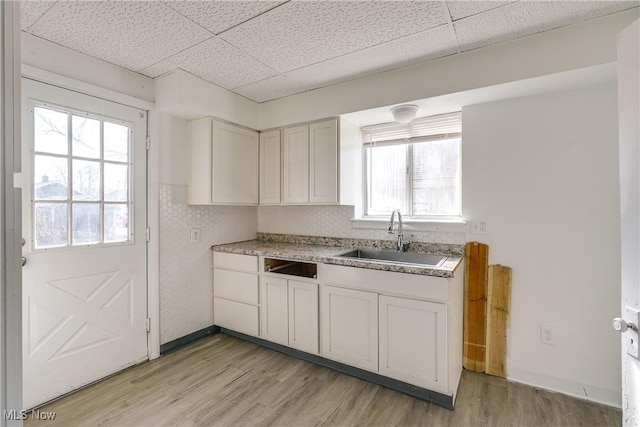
[258,205,465,244]
[462,83,621,406]
[158,114,257,344]
[159,184,256,343]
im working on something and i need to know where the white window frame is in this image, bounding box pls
[29,101,134,251]
[358,112,464,228]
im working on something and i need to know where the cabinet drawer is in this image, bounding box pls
[214,252,258,272]
[214,298,259,337]
[214,269,259,304]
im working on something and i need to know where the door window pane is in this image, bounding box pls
[104,204,129,243]
[72,115,101,159]
[412,138,461,216]
[34,155,68,200]
[34,107,68,155]
[104,163,128,202]
[104,122,129,162]
[367,145,407,214]
[32,103,132,248]
[72,160,101,201]
[35,203,68,248]
[72,203,101,244]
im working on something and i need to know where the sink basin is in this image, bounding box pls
[337,249,447,267]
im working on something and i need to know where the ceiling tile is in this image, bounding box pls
[454,1,640,52]
[233,75,305,103]
[20,0,57,31]
[446,1,515,21]
[162,0,284,34]
[27,1,212,71]
[220,0,450,73]
[285,25,457,92]
[140,37,278,89]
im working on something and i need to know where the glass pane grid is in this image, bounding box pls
[365,137,461,218]
[32,104,132,250]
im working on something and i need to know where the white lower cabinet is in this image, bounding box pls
[213,252,462,402]
[379,295,448,394]
[260,276,319,353]
[320,285,378,372]
[288,280,318,353]
[214,297,260,337]
[213,253,260,337]
[260,276,289,345]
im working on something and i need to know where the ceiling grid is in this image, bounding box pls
[19,0,639,103]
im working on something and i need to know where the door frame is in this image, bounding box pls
[2,2,23,424]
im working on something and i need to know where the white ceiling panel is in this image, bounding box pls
[446,1,515,21]
[455,1,640,51]
[140,37,278,89]
[234,75,305,103]
[285,24,457,92]
[162,0,284,35]
[20,0,57,31]
[27,1,212,71]
[220,0,450,73]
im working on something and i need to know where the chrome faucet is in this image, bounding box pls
[388,209,408,252]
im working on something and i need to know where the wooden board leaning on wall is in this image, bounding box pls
[463,241,512,378]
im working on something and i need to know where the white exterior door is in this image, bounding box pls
[20,79,148,409]
[617,20,640,426]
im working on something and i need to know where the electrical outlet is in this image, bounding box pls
[470,220,489,234]
[190,227,201,243]
[540,325,555,345]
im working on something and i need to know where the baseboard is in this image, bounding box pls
[160,325,221,356]
[507,367,621,409]
[220,328,455,410]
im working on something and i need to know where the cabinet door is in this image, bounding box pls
[259,129,281,205]
[288,280,318,354]
[260,276,289,345]
[320,285,378,371]
[283,125,309,204]
[214,297,259,337]
[212,122,259,204]
[309,119,338,204]
[379,295,448,393]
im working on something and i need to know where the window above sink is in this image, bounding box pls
[359,112,462,225]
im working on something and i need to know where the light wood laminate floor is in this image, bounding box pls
[26,334,621,427]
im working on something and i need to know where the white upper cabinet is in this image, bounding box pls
[283,124,310,204]
[260,116,358,206]
[309,120,338,204]
[259,129,281,205]
[282,118,338,205]
[188,118,259,205]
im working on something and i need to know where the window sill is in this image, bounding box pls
[350,217,467,233]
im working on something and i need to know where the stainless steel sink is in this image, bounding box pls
[336,249,447,267]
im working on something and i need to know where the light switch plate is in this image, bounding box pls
[190,227,201,243]
[625,306,639,359]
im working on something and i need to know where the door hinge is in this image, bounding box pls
[146,318,151,333]
[146,227,150,242]
[146,135,150,151]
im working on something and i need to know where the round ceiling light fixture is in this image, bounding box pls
[390,104,419,123]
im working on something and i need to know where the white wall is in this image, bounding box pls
[463,84,621,406]
[157,114,257,344]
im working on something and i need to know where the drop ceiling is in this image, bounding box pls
[20,0,639,103]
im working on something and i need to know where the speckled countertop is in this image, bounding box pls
[211,233,464,278]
